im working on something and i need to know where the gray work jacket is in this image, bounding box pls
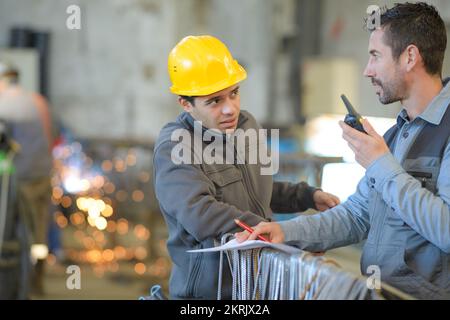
[153,110,317,299]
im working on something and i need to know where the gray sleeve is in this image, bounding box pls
[153,141,266,242]
[279,176,372,252]
[366,146,450,253]
[270,181,318,213]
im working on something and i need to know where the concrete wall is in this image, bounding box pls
[0,0,282,140]
[0,0,180,140]
[206,0,276,123]
[0,0,449,139]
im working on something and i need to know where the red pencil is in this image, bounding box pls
[234,219,271,243]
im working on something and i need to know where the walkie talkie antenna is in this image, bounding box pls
[340,94,360,117]
[340,94,367,134]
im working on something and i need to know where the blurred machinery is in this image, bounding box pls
[0,120,29,299]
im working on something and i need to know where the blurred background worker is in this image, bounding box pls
[0,60,53,296]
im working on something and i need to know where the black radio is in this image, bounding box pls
[340,94,367,134]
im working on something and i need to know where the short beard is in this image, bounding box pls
[378,86,400,104]
[373,75,405,105]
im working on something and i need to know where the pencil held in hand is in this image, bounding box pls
[234,219,271,243]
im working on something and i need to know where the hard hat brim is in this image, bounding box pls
[170,65,247,97]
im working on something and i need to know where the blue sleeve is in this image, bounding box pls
[279,173,371,252]
[366,143,450,253]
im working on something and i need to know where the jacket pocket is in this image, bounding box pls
[392,254,446,299]
[185,251,204,298]
[407,170,436,194]
[206,166,243,187]
[381,207,406,248]
[385,207,405,226]
[206,166,243,204]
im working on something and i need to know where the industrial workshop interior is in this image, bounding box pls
[0,0,450,305]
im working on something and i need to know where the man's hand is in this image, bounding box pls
[339,118,390,168]
[235,221,285,243]
[313,190,340,211]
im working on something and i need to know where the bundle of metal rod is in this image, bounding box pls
[226,247,381,300]
[217,234,414,300]
[217,235,411,300]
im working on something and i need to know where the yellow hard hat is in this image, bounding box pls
[168,35,247,96]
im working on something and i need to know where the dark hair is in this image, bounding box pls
[377,2,447,76]
[0,70,19,84]
[179,95,196,106]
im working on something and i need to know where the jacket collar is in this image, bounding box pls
[396,77,450,127]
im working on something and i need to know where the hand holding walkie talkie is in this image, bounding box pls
[339,95,390,169]
[340,94,367,134]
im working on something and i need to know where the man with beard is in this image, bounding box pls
[236,2,450,299]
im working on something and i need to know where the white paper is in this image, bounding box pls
[187,239,302,254]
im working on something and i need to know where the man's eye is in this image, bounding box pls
[207,98,220,105]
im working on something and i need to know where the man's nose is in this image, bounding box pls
[221,100,235,115]
[363,62,374,78]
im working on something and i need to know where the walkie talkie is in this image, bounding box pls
[340,94,367,134]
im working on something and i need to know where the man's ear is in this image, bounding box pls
[178,97,194,112]
[404,44,421,72]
